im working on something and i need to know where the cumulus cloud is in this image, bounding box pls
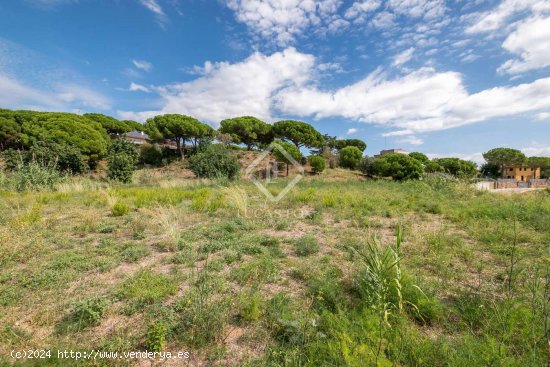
[392,47,415,66]
[121,48,315,124]
[122,48,550,134]
[132,59,153,72]
[346,128,358,135]
[276,64,550,134]
[225,0,344,46]
[497,15,550,74]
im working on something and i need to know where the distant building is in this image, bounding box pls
[122,130,177,150]
[123,130,149,145]
[374,149,409,158]
[502,165,541,181]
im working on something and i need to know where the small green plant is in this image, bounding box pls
[58,296,110,332]
[237,290,263,323]
[107,139,139,183]
[111,201,130,216]
[145,321,167,352]
[294,235,320,257]
[309,156,326,173]
[116,269,177,313]
[175,268,230,347]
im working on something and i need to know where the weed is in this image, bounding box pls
[58,296,110,333]
[145,321,167,352]
[111,201,130,217]
[294,235,320,257]
[116,269,177,313]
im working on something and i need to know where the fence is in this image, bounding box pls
[495,178,550,189]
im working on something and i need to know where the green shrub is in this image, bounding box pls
[13,160,64,192]
[294,235,320,256]
[107,139,139,183]
[367,153,423,180]
[60,296,110,332]
[2,143,88,174]
[189,144,240,180]
[145,321,167,352]
[111,201,130,217]
[237,290,263,322]
[309,156,326,173]
[140,144,164,166]
[339,146,363,169]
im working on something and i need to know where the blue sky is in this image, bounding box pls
[0,0,549,162]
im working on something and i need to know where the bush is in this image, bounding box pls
[2,143,88,174]
[368,153,423,180]
[13,160,64,192]
[309,156,326,173]
[111,201,130,217]
[339,146,363,169]
[409,152,429,165]
[294,235,320,256]
[107,140,139,183]
[189,144,240,180]
[140,144,164,166]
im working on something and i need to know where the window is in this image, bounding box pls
[509,168,513,172]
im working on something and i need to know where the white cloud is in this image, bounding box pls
[56,84,111,109]
[461,53,480,63]
[497,15,550,74]
[392,47,415,66]
[370,11,396,29]
[139,0,168,26]
[536,112,550,120]
[387,0,446,20]
[465,0,549,34]
[521,146,550,157]
[0,73,60,109]
[0,73,110,111]
[132,59,153,72]
[121,48,315,123]
[276,65,550,134]
[344,0,381,21]
[225,0,343,46]
[346,128,358,135]
[123,48,550,133]
[129,82,150,92]
[398,135,423,145]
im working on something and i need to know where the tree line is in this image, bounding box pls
[1,108,548,182]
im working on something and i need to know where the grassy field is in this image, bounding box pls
[0,169,549,366]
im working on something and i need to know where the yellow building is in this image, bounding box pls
[502,165,541,181]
